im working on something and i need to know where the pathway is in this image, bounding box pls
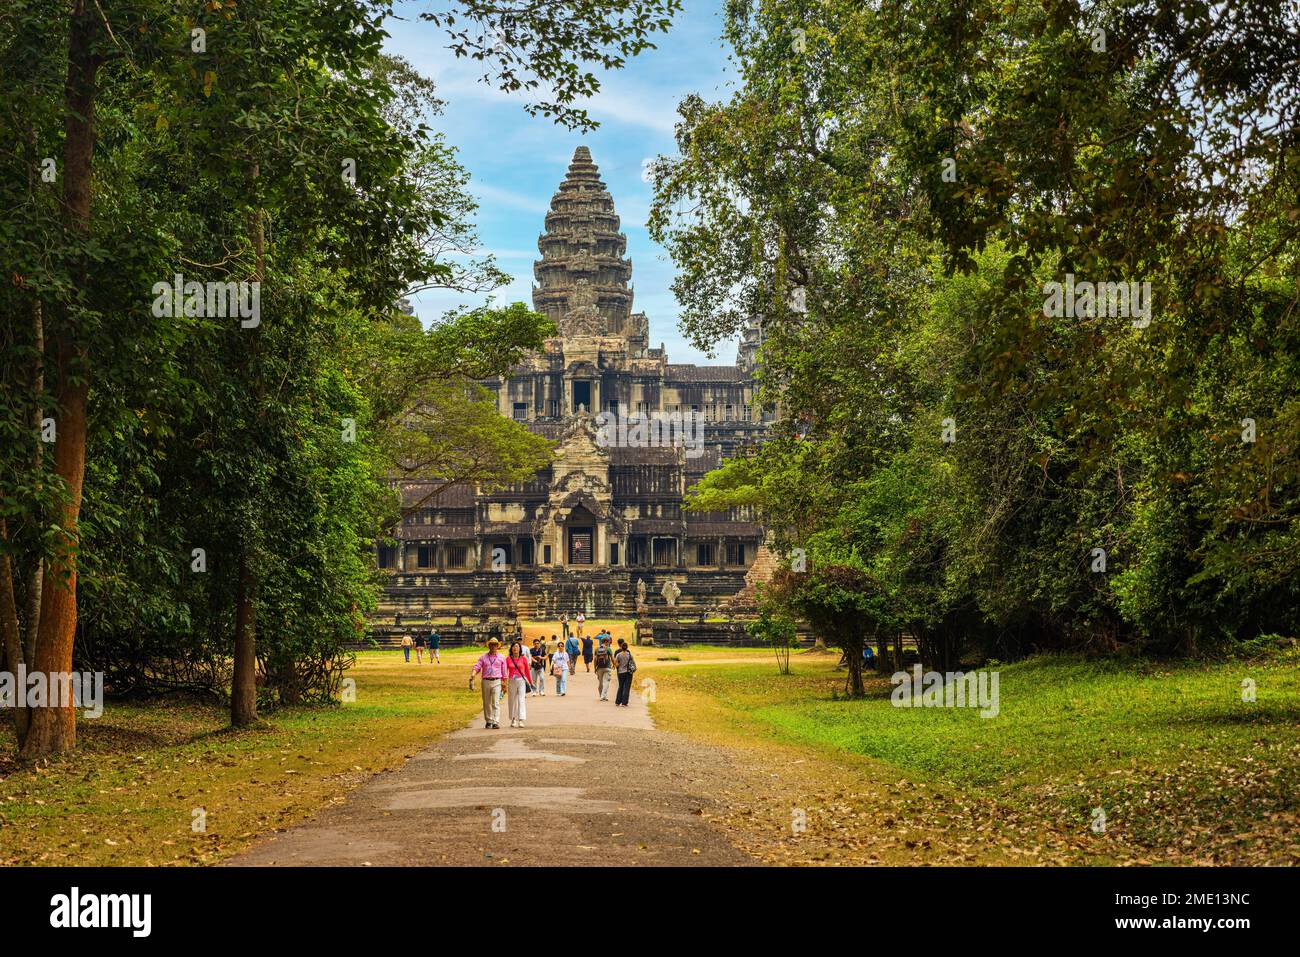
[230,666,753,866]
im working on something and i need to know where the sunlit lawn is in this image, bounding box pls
[646,647,1300,863]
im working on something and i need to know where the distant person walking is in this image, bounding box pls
[551,644,570,696]
[470,639,508,729]
[594,636,614,701]
[614,639,636,707]
[547,633,560,657]
[414,631,425,664]
[401,633,413,663]
[581,634,594,672]
[428,628,441,663]
[575,612,585,638]
[530,637,547,696]
[560,613,569,640]
[506,641,531,728]
[564,632,580,675]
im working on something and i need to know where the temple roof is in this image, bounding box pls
[399,481,475,507]
[665,364,746,383]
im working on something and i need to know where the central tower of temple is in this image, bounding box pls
[374,145,773,629]
[532,146,648,350]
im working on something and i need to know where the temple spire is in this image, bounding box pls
[533,146,634,338]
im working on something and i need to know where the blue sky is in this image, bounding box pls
[381,1,735,365]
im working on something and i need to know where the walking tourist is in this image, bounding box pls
[428,627,441,663]
[506,641,531,728]
[575,612,585,637]
[551,643,570,696]
[469,638,508,729]
[594,636,614,701]
[614,639,636,707]
[565,632,580,675]
[414,631,425,664]
[401,633,412,663]
[547,633,560,656]
[560,613,569,640]
[530,637,547,695]
[581,633,594,672]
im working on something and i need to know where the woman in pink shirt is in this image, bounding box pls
[505,641,531,728]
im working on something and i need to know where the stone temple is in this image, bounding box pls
[376,147,772,625]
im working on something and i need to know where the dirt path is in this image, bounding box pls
[230,667,754,866]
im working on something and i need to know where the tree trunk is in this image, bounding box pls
[22,367,88,758]
[22,1,100,758]
[24,300,45,666]
[230,549,258,726]
[844,635,865,697]
[230,163,265,728]
[876,631,892,673]
[0,521,29,747]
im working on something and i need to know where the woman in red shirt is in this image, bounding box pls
[505,641,532,728]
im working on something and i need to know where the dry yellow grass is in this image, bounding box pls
[0,649,479,865]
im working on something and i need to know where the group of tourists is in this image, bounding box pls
[468,628,638,729]
[400,629,441,664]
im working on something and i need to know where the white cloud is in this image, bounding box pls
[472,182,550,214]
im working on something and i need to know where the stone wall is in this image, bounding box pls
[649,619,817,648]
[372,568,752,633]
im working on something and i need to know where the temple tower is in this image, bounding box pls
[533,146,646,348]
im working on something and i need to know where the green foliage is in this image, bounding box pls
[0,0,657,730]
[652,0,1300,665]
[746,594,799,674]
[420,0,683,132]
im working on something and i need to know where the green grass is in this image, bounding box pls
[648,648,1300,862]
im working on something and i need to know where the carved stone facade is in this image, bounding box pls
[376,147,772,623]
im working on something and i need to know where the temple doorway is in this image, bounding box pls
[568,526,594,564]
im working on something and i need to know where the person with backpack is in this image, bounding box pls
[505,641,532,728]
[530,637,547,696]
[551,643,570,696]
[594,637,614,701]
[401,633,413,663]
[614,639,636,706]
[581,633,595,672]
[564,632,581,675]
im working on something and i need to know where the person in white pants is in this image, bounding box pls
[505,641,530,728]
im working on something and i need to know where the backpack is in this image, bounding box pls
[595,648,611,669]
